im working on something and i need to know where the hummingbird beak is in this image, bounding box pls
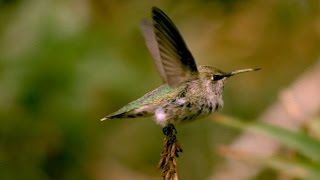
[225,68,261,77]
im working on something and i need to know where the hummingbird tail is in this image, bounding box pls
[100,113,122,121]
[100,109,152,121]
[100,117,110,121]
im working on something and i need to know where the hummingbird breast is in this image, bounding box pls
[154,79,224,126]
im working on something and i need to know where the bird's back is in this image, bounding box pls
[104,84,183,120]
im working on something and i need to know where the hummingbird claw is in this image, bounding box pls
[162,124,177,136]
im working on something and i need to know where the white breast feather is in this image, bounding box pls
[155,108,167,126]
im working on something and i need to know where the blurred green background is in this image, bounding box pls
[0,0,319,179]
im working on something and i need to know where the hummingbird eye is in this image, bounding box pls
[211,74,224,81]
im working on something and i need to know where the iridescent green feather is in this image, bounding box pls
[105,84,183,119]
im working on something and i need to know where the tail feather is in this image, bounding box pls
[100,116,110,121]
[100,113,125,121]
[100,110,152,121]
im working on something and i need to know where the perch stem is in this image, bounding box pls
[158,124,183,180]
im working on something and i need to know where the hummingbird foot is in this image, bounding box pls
[162,123,177,136]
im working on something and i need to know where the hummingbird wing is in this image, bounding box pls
[140,20,168,83]
[151,7,198,87]
[140,7,198,87]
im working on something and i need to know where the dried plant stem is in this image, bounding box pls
[158,124,183,180]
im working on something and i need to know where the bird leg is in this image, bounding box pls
[162,123,177,136]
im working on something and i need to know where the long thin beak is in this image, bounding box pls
[225,68,261,77]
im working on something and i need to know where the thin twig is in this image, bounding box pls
[158,124,183,180]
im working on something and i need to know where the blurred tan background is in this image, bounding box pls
[0,0,319,179]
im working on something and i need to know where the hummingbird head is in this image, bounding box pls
[197,66,260,104]
[198,66,261,82]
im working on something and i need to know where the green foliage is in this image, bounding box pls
[216,116,320,179]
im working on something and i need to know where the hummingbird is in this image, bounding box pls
[101,7,260,128]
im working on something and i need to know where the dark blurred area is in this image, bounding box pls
[0,0,319,179]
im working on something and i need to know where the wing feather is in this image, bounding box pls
[140,20,168,83]
[140,7,199,87]
[152,7,198,87]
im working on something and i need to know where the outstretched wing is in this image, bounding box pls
[141,7,198,87]
[140,20,168,83]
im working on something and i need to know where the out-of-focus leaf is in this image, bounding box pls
[266,157,320,180]
[214,115,320,162]
[306,118,320,140]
